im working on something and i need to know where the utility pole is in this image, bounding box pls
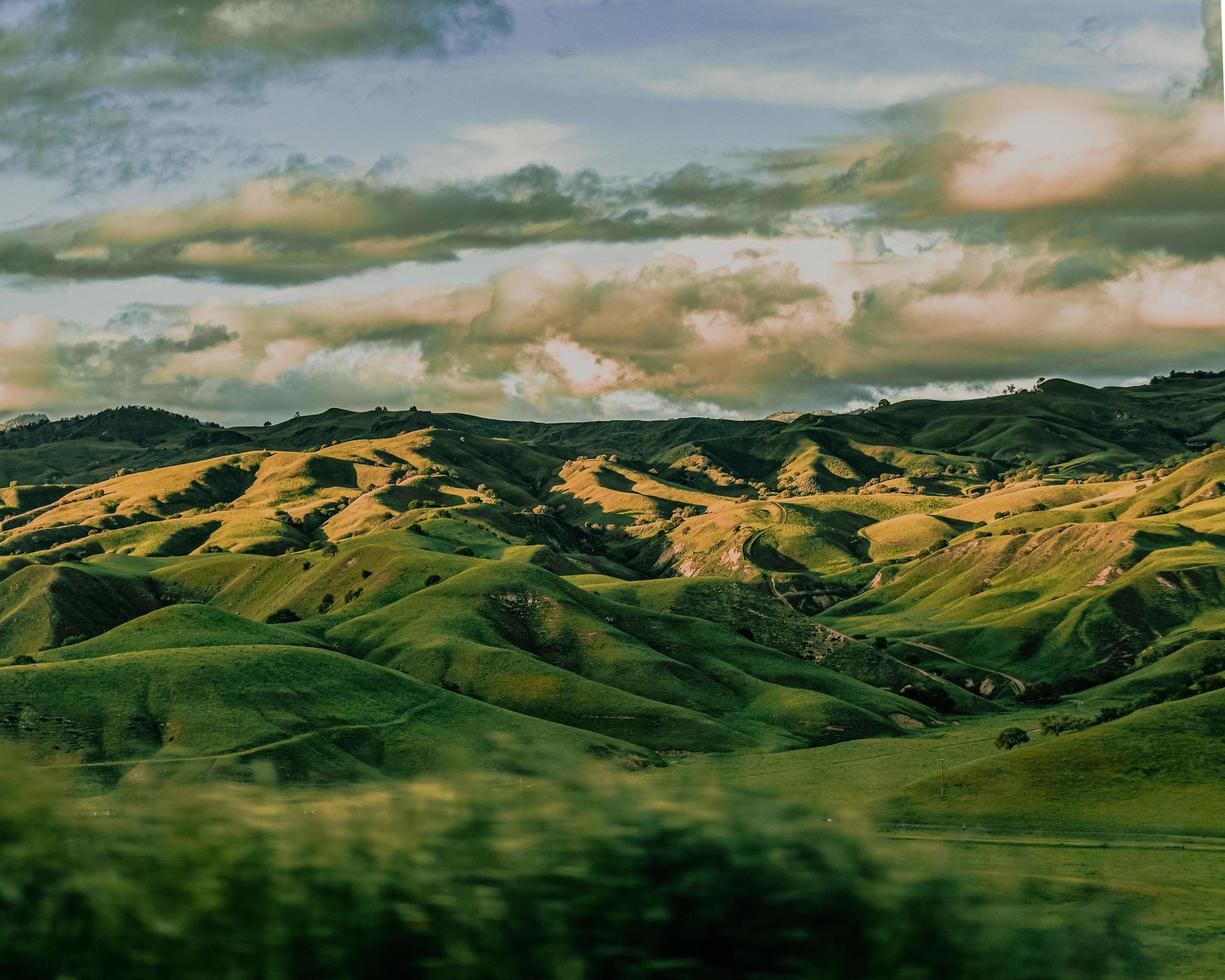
[940,755,945,801]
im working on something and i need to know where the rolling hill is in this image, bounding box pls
[0,373,1218,805]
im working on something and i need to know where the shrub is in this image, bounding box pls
[425,574,442,586]
[1094,705,1132,724]
[317,593,335,614]
[0,752,1144,980]
[1038,714,1091,737]
[995,727,1030,751]
[1018,681,1058,706]
[901,684,956,714]
[266,608,300,624]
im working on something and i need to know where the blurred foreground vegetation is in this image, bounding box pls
[0,752,1147,980]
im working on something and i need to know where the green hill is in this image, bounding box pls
[327,556,931,752]
[886,689,1225,836]
[0,377,1217,825]
[0,642,647,789]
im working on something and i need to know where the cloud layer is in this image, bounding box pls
[5,76,1222,285]
[1197,0,1223,99]
[0,0,511,186]
[0,161,806,283]
[763,86,1225,261]
[4,236,1223,421]
[0,1,1220,420]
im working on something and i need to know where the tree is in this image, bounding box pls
[901,684,955,713]
[994,727,1030,751]
[877,398,891,409]
[1018,680,1058,706]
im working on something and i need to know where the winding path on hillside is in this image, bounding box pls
[898,639,1026,695]
[743,501,789,601]
[47,697,447,771]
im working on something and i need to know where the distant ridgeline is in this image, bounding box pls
[0,406,225,448]
[0,412,48,433]
[1152,369,1225,382]
[0,375,1221,487]
[0,374,1219,794]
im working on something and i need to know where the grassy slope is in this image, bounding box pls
[327,556,928,753]
[821,453,1225,687]
[885,690,1225,836]
[0,562,160,659]
[585,575,989,713]
[0,380,1216,810]
[0,639,649,788]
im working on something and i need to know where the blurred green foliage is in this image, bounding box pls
[0,751,1146,979]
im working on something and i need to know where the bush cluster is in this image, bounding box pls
[0,755,1145,979]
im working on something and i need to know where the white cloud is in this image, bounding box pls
[409,120,587,179]
[629,65,988,109]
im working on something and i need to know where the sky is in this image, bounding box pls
[0,0,1221,424]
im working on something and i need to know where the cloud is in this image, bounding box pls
[0,0,511,188]
[618,65,987,110]
[1,2,1220,420]
[1196,0,1224,100]
[6,241,1224,420]
[7,62,1222,285]
[0,160,811,284]
[760,86,1225,260]
[411,120,589,178]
